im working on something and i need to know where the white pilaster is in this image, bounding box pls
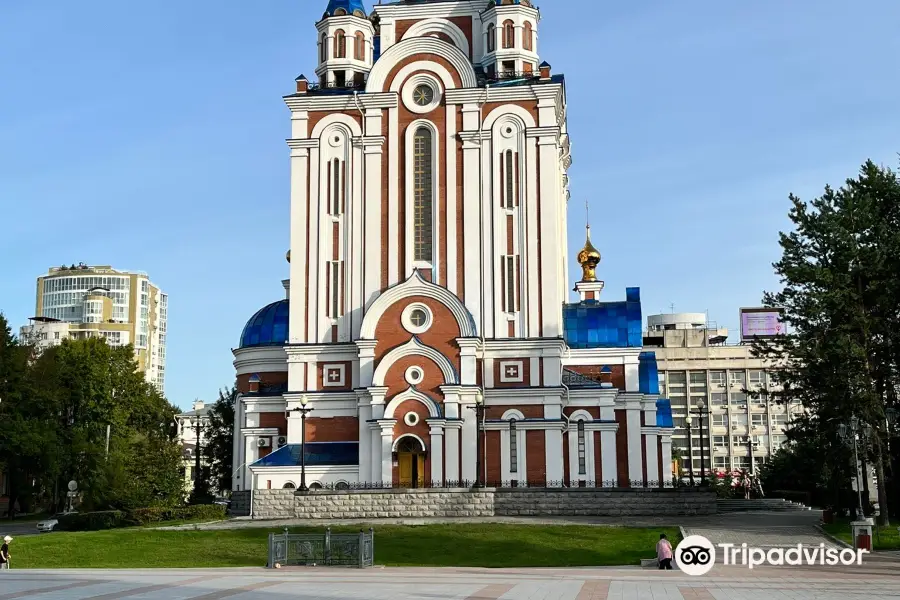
[644,430,659,485]
[306,147,321,341]
[288,145,310,343]
[660,430,674,484]
[428,421,445,485]
[624,356,640,392]
[446,104,458,295]
[461,402,477,482]
[457,339,479,386]
[601,430,617,484]
[544,428,563,484]
[363,131,384,309]
[379,422,395,484]
[349,139,364,341]
[387,106,399,285]
[626,405,643,483]
[461,124,482,332]
[356,340,378,387]
[357,398,372,482]
[525,134,539,337]
[481,135,495,338]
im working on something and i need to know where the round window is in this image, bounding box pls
[405,366,425,385]
[412,84,434,106]
[401,303,433,334]
[410,308,428,327]
[404,412,420,426]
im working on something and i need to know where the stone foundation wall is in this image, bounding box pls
[246,488,714,520]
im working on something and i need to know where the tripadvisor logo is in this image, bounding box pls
[675,535,867,576]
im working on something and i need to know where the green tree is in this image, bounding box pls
[201,386,236,495]
[755,160,900,524]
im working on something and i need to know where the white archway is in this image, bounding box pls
[366,37,477,92]
[310,113,363,140]
[360,270,477,339]
[502,409,526,421]
[402,18,470,57]
[483,104,537,131]
[384,387,442,420]
[372,337,458,386]
[568,410,594,422]
[392,433,428,453]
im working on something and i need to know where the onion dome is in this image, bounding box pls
[577,225,601,282]
[239,300,289,348]
[323,0,367,18]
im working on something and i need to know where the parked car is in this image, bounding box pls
[36,512,75,533]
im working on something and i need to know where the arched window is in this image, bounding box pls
[412,127,433,264]
[577,420,586,475]
[523,22,533,51]
[502,20,515,49]
[354,32,365,61]
[320,33,327,62]
[283,482,296,489]
[487,24,496,53]
[334,29,346,58]
[509,419,518,473]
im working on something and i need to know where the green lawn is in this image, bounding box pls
[821,519,900,551]
[11,524,681,569]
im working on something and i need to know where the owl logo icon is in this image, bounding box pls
[675,535,716,576]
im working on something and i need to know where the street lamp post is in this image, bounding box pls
[685,415,696,486]
[472,391,485,488]
[839,416,870,520]
[292,395,314,492]
[690,400,708,485]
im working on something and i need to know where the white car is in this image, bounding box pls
[36,513,67,533]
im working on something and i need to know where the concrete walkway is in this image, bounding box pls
[1,563,897,600]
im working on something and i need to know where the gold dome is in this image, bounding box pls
[577,226,601,282]
[286,250,291,263]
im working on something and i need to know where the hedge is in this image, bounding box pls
[56,504,226,531]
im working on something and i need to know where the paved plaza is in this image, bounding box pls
[1,562,897,600]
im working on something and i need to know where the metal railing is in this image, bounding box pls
[302,479,693,491]
[267,527,374,569]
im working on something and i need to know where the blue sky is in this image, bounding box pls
[1,0,898,409]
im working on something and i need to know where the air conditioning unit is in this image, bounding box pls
[277,436,288,448]
[257,438,271,448]
[731,425,738,430]
[737,404,747,410]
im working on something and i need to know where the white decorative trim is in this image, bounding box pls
[391,433,428,452]
[405,365,425,385]
[402,74,444,114]
[404,411,421,427]
[322,364,346,387]
[401,303,434,335]
[360,270,477,339]
[501,409,526,421]
[310,113,363,140]
[373,336,457,386]
[366,37,478,92]
[402,18,470,57]
[499,360,524,383]
[568,409,595,423]
[384,387,442,420]
[483,104,537,130]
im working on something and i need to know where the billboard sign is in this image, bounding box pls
[740,307,785,340]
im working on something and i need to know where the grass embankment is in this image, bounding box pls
[10,524,681,569]
[821,518,900,551]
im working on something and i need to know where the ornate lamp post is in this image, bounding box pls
[292,395,314,492]
[685,414,696,486]
[690,399,708,485]
[472,391,485,488]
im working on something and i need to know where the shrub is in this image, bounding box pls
[127,504,226,526]
[56,510,128,532]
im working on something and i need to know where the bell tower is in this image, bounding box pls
[316,0,376,88]
[481,0,541,79]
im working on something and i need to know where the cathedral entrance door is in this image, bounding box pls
[396,437,426,488]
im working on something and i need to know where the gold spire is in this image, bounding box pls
[577,225,601,282]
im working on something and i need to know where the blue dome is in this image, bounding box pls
[240,300,289,348]
[323,0,367,18]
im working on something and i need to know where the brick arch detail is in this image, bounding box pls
[373,337,457,386]
[366,38,477,92]
[384,387,442,419]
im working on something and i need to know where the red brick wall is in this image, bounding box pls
[526,430,546,484]
[303,417,359,442]
[383,355,446,406]
[594,431,603,483]
[237,371,288,394]
[485,405,542,420]
[615,410,629,487]
[563,406,600,419]
[259,412,287,434]
[373,296,461,365]
[485,430,501,483]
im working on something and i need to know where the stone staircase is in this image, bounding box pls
[716,498,811,513]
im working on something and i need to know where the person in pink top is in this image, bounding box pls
[656,533,673,570]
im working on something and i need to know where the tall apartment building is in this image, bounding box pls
[20,264,168,393]
[644,312,799,476]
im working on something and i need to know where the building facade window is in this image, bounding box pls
[577,420,586,475]
[503,150,515,208]
[523,21,533,50]
[327,261,341,318]
[329,158,342,216]
[487,24,496,52]
[412,127,434,264]
[502,255,517,313]
[334,29,346,58]
[320,33,327,62]
[354,32,365,60]
[509,419,518,473]
[502,20,514,49]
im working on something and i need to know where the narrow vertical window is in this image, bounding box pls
[487,24,496,53]
[332,158,341,216]
[320,33,327,62]
[506,256,516,313]
[504,150,514,208]
[334,29,346,58]
[413,127,433,263]
[523,22,533,51]
[503,20,514,49]
[577,420,586,475]
[354,32,365,60]
[509,419,518,473]
[331,260,340,317]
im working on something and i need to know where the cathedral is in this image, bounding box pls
[232,0,674,492]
